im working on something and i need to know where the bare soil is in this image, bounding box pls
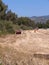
[0,29,49,65]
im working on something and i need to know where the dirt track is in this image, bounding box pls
[0,29,49,65]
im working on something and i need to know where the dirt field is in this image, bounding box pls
[0,29,49,65]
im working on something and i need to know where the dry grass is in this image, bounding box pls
[0,29,49,65]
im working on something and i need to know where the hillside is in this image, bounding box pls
[30,15,49,23]
[0,29,49,65]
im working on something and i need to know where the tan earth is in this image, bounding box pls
[0,29,49,65]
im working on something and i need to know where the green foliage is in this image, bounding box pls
[16,17,35,30]
[0,20,15,35]
[0,21,4,31]
[46,20,49,28]
[0,0,7,19]
[5,22,15,34]
[36,22,48,28]
[36,22,43,28]
[6,10,17,23]
[17,17,35,27]
[20,24,33,30]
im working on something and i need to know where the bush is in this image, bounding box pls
[4,21,15,34]
[46,20,49,28]
[0,20,15,35]
[20,25,33,30]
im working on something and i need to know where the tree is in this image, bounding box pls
[36,22,44,28]
[46,20,49,28]
[17,17,35,28]
[0,0,7,19]
[6,10,17,24]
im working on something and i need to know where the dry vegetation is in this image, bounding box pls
[0,29,49,65]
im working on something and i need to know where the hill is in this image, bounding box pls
[30,15,49,23]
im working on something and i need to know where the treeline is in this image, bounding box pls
[0,0,49,35]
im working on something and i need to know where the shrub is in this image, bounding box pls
[5,21,15,34]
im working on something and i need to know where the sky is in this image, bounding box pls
[2,0,49,17]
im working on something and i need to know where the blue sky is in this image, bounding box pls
[2,0,49,17]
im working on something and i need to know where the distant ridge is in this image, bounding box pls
[30,15,49,23]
